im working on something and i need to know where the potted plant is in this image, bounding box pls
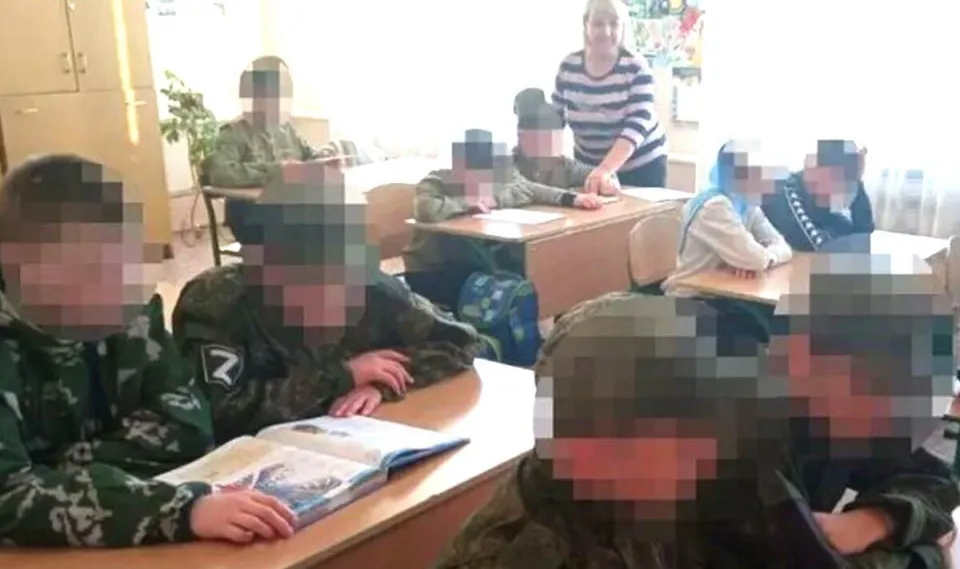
[159,70,220,246]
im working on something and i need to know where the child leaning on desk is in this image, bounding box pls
[402,129,604,313]
[0,155,295,548]
[661,141,793,342]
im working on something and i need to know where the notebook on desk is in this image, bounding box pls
[620,187,692,202]
[156,415,468,530]
[473,208,566,225]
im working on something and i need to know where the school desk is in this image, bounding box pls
[0,359,535,569]
[671,231,950,305]
[407,196,688,317]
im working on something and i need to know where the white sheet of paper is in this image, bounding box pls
[473,209,565,225]
[620,187,692,202]
[598,195,620,204]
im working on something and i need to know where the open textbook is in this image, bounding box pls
[156,416,468,529]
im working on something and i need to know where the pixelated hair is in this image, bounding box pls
[536,293,780,437]
[0,154,130,241]
[239,55,293,93]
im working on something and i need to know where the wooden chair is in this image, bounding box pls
[627,211,682,294]
[365,182,415,276]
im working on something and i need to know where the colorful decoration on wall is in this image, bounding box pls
[627,0,704,69]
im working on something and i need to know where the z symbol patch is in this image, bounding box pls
[200,345,244,390]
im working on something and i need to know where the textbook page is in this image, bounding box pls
[620,187,692,202]
[473,208,565,225]
[258,415,468,470]
[156,437,381,523]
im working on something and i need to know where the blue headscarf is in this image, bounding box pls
[678,142,752,254]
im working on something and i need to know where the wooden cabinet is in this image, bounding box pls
[68,0,156,92]
[0,0,172,251]
[0,0,154,96]
[0,0,79,96]
[0,90,171,248]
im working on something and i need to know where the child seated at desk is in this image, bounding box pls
[435,281,958,569]
[0,155,294,547]
[762,139,875,251]
[662,141,792,340]
[512,87,599,190]
[403,129,603,312]
[174,162,485,443]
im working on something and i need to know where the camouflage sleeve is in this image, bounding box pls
[363,279,481,403]
[206,126,275,188]
[0,402,210,547]
[560,156,595,190]
[84,295,214,474]
[173,281,356,441]
[496,170,575,209]
[414,175,476,222]
[0,298,213,547]
[846,545,947,569]
[844,447,959,548]
[433,463,571,568]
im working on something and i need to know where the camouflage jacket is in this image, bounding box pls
[206,118,317,188]
[512,148,594,190]
[0,294,214,548]
[403,168,579,273]
[171,265,483,443]
[434,446,958,569]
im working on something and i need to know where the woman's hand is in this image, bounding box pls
[585,167,619,196]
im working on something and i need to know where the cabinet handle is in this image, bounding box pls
[15,108,40,115]
[127,100,147,107]
[77,52,87,73]
[59,52,73,74]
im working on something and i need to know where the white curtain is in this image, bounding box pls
[701,0,960,237]
[264,0,586,160]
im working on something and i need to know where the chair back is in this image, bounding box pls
[628,211,682,288]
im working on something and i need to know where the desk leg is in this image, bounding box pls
[525,217,638,318]
[310,473,507,569]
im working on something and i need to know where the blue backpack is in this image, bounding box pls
[457,271,542,367]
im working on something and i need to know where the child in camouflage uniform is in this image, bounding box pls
[0,155,294,548]
[403,129,603,313]
[435,264,958,569]
[512,87,606,190]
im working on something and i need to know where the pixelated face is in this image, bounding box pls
[0,218,161,341]
[802,161,858,210]
[532,296,776,522]
[544,420,719,508]
[771,259,955,454]
[584,8,623,53]
[242,163,373,346]
[517,129,564,159]
[239,60,294,127]
[450,141,511,201]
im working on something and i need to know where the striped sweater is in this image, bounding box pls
[552,49,667,174]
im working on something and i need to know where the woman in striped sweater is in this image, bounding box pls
[552,0,668,194]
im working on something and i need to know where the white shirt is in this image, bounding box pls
[662,195,794,297]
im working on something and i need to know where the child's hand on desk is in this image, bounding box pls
[722,265,758,279]
[347,349,413,395]
[467,198,496,214]
[330,385,383,417]
[191,490,296,543]
[573,194,604,210]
